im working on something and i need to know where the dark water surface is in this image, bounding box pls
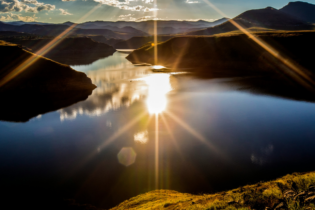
[1,52,315,209]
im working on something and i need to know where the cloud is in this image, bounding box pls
[36,3,55,11]
[136,15,161,21]
[186,0,199,3]
[118,13,133,19]
[118,14,136,21]
[87,0,158,12]
[59,8,72,15]
[0,0,55,13]
[20,0,37,3]
[0,12,37,21]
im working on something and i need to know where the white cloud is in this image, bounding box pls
[0,0,55,13]
[186,0,199,3]
[118,13,136,21]
[91,0,158,12]
[0,12,37,21]
[136,15,160,21]
[20,0,38,3]
[59,8,72,15]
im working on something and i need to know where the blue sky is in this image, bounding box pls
[1,0,315,23]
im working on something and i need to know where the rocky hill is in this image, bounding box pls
[280,1,315,23]
[0,41,96,122]
[186,7,313,36]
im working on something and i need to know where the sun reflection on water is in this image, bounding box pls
[134,131,149,144]
[143,74,172,114]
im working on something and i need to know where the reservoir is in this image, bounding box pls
[1,51,315,208]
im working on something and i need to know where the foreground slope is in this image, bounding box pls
[112,171,315,210]
[0,41,96,122]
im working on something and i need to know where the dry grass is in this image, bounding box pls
[111,172,315,210]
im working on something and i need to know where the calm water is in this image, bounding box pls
[1,52,315,208]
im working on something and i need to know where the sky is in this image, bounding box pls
[1,0,315,23]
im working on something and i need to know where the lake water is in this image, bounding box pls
[1,52,315,209]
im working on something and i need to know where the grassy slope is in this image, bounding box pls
[111,172,315,210]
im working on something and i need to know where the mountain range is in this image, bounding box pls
[0,21,148,39]
[280,1,315,23]
[0,18,228,40]
[1,1,315,46]
[186,2,315,36]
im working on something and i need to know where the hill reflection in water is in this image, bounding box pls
[63,51,315,121]
[60,52,176,120]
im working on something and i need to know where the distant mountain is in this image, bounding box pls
[155,19,229,35]
[186,7,313,36]
[0,19,229,38]
[73,22,148,35]
[114,35,174,49]
[131,19,229,34]
[280,1,315,23]
[71,19,228,35]
[120,26,144,33]
[62,21,75,26]
[4,21,54,26]
[86,35,124,46]
[0,22,147,39]
[10,37,116,65]
[0,31,33,37]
